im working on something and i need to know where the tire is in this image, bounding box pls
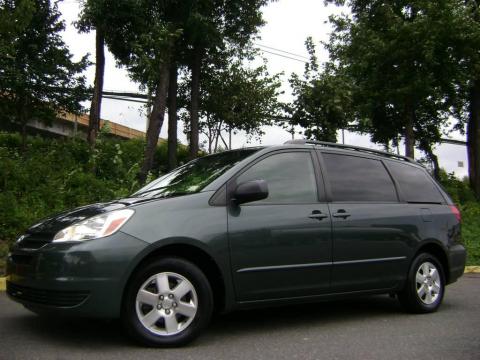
[122,257,213,347]
[398,252,445,313]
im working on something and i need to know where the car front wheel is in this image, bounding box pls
[122,257,213,347]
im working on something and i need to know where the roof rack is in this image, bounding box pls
[284,139,415,163]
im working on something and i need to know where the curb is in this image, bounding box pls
[0,267,479,291]
[465,266,480,273]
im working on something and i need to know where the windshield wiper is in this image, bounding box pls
[132,185,172,197]
[151,192,190,199]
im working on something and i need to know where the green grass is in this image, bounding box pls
[462,202,480,265]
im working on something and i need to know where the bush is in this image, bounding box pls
[460,202,480,265]
[0,132,185,274]
[438,169,477,204]
[438,170,480,265]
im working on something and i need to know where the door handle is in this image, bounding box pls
[308,210,328,220]
[332,209,351,219]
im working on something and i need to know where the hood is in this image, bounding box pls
[25,197,152,237]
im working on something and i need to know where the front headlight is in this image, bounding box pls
[53,209,135,242]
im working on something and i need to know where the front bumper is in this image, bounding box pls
[6,231,148,318]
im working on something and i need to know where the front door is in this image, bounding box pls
[228,150,332,301]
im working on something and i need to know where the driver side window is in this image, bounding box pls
[236,151,318,204]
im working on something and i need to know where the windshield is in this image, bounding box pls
[133,148,261,198]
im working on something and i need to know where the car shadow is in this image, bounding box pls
[9,294,408,349]
[203,295,405,342]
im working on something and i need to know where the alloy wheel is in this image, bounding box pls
[135,272,198,336]
[415,261,441,305]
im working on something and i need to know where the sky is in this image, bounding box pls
[58,0,468,178]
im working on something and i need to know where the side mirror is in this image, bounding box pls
[233,179,268,205]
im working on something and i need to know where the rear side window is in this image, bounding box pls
[387,161,444,204]
[322,153,397,202]
[236,152,318,204]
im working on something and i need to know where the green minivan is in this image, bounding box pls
[6,140,466,346]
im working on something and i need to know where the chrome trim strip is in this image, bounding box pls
[236,256,406,273]
[333,256,407,265]
[237,262,331,273]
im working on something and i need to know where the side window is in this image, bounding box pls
[322,153,398,202]
[387,161,444,203]
[236,152,318,204]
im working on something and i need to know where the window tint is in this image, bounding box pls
[387,161,444,203]
[236,152,318,204]
[322,153,397,202]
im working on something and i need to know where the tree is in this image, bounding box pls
[101,1,272,178]
[194,59,282,153]
[76,0,114,147]
[289,37,353,143]
[458,1,480,198]
[324,1,468,161]
[167,61,179,170]
[0,0,89,145]
[103,0,181,183]
[0,0,34,55]
[326,0,480,194]
[182,0,273,159]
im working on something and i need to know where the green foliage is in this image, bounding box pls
[289,37,353,142]
[76,0,119,34]
[101,0,182,88]
[438,170,476,204]
[438,170,480,265]
[460,202,480,265]
[0,0,89,130]
[324,0,476,153]
[0,133,188,275]
[189,59,283,152]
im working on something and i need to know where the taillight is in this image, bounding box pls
[449,205,461,222]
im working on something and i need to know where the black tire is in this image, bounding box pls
[398,252,445,313]
[122,257,213,347]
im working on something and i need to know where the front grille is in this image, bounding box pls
[11,254,34,265]
[17,234,52,250]
[7,282,89,307]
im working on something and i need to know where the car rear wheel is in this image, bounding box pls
[398,252,445,313]
[122,257,213,347]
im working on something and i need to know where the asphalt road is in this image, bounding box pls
[1,275,479,360]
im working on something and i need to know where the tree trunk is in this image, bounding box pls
[404,111,415,158]
[139,62,171,184]
[214,124,221,153]
[467,79,480,198]
[88,29,105,147]
[219,131,229,149]
[16,96,27,151]
[189,46,203,159]
[21,121,27,152]
[228,127,232,150]
[421,143,440,180]
[167,63,178,170]
[431,152,440,181]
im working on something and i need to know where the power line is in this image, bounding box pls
[102,95,147,104]
[100,96,471,147]
[256,48,308,63]
[103,90,148,99]
[255,43,310,60]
